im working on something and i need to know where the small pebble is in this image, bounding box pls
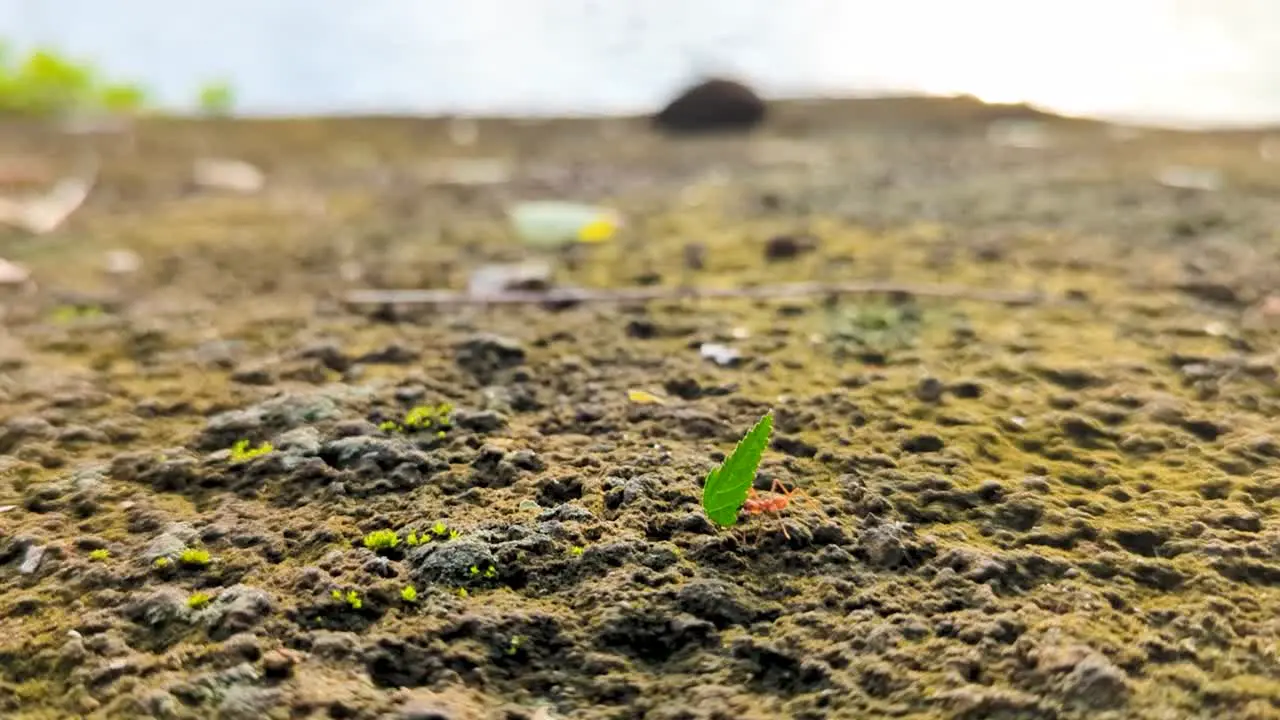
[699,343,742,367]
[103,249,142,275]
[0,258,31,286]
[193,158,265,193]
[763,234,817,261]
[19,544,46,574]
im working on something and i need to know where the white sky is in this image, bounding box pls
[0,0,1276,125]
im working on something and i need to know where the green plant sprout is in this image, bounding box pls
[506,635,525,656]
[380,403,453,436]
[88,549,110,561]
[50,304,104,324]
[229,439,273,463]
[331,589,362,610]
[178,548,212,568]
[702,411,774,528]
[405,530,422,547]
[448,529,462,541]
[186,592,212,610]
[455,587,469,599]
[400,586,418,603]
[468,563,498,579]
[569,546,584,557]
[362,529,399,551]
[432,521,448,537]
[197,79,235,116]
[153,557,171,569]
[0,43,150,116]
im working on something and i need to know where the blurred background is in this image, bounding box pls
[0,0,1278,126]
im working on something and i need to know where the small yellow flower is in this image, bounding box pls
[577,216,618,244]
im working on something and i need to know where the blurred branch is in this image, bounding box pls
[343,281,1047,308]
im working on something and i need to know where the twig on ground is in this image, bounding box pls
[343,281,1046,308]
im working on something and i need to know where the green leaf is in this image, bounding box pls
[100,83,147,112]
[702,411,773,527]
[198,80,235,116]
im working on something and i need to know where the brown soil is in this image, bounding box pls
[3,96,1280,720]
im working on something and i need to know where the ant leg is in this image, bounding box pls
[777,514,791,540]
[772,479,820,511]
[791,486,823,513]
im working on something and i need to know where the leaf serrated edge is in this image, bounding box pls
[702,410,773,527]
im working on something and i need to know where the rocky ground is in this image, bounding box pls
[3,97,1280,720]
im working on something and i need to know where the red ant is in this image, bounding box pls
[741,478,821,541]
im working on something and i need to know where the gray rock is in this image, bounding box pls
[357,343,417,365]
[193,340,244,369]
[1060,654,1129,707]
[653,78,766,134]
[602,475,658,509]
[455,333,525,382]
[293,566,325,590]
[116,450,202,493]
[857,522,913,568]
[169,662,261,707]
[25,463,111,515]
[295,340,351,372]
[453,408,508,432]
[19,544,46,574]
[201,585,272,641]
[144,533,189,562]
[70,464,108,494]
[163,522,200,544]
[309,630,361,661]
[229,365,274,386]
[217,685,280,720]
[0,415,55,453]
[136,690,182,719]
[125,588,189,627]
[675,580,770,628]
[409,540,497,586]
[89,656,139,686]
[915,376,946,403]
[59,634,89,665]
[273,426,322,470]
[274,426,321,455]
[219,633,262,662]
[57,424,109,444]
[199,391,344,450]
[397,699,456,720]
[365,555,397,578]
[509,449,545,471]
[699,342,742,367]
[537,503,596,523]
[332,419,379,437]
[320,435,417,468]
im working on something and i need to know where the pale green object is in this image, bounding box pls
[508,201,621,248]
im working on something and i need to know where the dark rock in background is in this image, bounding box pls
[652,78,766,134]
